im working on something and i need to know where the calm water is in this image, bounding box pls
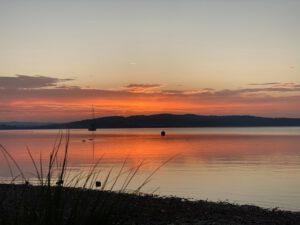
[1,127,300,211]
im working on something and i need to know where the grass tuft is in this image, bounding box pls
[0,129,176,225]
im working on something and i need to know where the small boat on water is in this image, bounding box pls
[88,124,97,132]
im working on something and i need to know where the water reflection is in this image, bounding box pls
[0,127,300,211]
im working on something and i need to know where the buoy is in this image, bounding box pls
[161,130,166,137]
[95,181,101,188]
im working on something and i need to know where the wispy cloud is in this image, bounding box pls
[1,77,300,121]
[0,75,73,89]
[124,83,162,93]
[249,82,300,88]
[249,82,281,86]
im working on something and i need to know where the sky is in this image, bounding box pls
[0,0,300,122]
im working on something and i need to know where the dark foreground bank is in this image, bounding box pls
[0,184,299,225]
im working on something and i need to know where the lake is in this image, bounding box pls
[0,127,300,211]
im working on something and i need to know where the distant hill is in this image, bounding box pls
[0,121,51,130]
[41,114,300,129]
[2,114,300,130]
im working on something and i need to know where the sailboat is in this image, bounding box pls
[88,106,97,131]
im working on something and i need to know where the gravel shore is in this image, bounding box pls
[0,184,299,225]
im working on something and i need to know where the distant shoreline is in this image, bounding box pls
[2,114,300,130]
[2,125,300,131]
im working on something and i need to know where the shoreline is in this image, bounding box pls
[2,125,300,131]
[1,184,300,225]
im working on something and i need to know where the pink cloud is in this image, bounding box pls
[1,76,300,121]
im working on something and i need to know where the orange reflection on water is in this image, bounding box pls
[1,128,300,211]
[1,129,300,170]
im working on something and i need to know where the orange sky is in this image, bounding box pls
[0,1,300,121]
[0,76,300,121]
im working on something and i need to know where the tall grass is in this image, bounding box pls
[0,129,176,225]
